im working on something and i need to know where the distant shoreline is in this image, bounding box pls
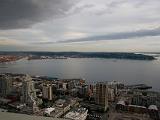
[0,52,156,61]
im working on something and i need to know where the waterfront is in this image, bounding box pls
[0,57,160,91]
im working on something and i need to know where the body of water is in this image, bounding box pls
[0,58,160,91]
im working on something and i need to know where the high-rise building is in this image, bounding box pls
[108,87,115,102]
[95,82,109,111]
[21,75,37,106]
[42,84,53,100]
[0,74,12,97]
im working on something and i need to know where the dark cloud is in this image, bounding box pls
[58,27,160,43]
[0,0,76,29]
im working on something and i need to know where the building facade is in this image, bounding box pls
[95,82,109,111]
[42,84,53,100]
[0,74,12,97]
[21,75,37,105]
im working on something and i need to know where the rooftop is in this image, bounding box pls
[117,100,126,106]
[148,105,158,110]
[64,107,88,120]
[44,107,55,115]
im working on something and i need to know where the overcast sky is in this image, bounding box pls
[0,0,160,52]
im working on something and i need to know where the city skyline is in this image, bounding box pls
[0,0,160,52]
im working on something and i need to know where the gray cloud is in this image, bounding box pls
[57,27,160,43]
[0,0,76,29]
[1,0,160,52]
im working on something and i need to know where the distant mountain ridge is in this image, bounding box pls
[0,51,155,60]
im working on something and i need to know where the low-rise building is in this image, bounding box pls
[64,107,88,120]
[8,102,26,110]
[46,98,78,118]
[148,105,159,120]
[44,107,55,116]
[128,105,147,114]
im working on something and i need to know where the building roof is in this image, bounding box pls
[44,107,55,115]
[0,98,11,103]
[128,105,146,109]
[117,100,125,106]
[148,105,158,110]
[64,107,88,120]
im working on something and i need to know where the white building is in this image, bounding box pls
[44,107,55,116]
[21,75,37,105]
[108,87,115,102]
[21,75,38,113]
